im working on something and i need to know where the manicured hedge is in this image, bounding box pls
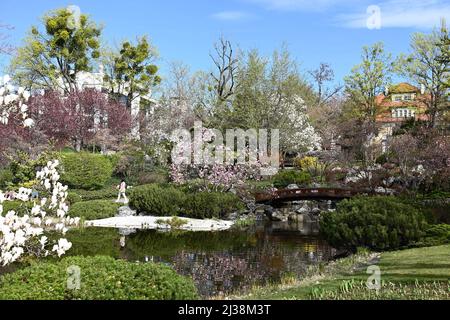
[273,170,311,188]
[69,200,120,220]
[184,192,245,219]
[0,256,198,300]
[68,187,118,204]
[320,196,428,251]
[129,184,245,218]
[60,153,113,190]
[129,184,186,216]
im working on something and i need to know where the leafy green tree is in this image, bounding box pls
[219,47,321,155]
[10,8,101,93]
[395,25,449,128]
[103,36,161,108]
[344,42,392,124]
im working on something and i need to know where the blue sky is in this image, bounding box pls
[1,0,449,85]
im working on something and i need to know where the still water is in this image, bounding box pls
[65,220,337,297]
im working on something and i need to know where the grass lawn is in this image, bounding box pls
[233,245,450,300]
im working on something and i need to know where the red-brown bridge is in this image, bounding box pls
[255,188,370,204]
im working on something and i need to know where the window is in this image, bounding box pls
[404,94,412,101]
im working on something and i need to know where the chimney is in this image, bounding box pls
[384,86,389,96]
[420,84,426,95]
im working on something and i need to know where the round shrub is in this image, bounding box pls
[129,184,186,216]
[70,187,118,202]
[69,200,120,220]
[320,196,428,251]
[60,152,113,190]
[184,192,245,219]
[273,170,311,188]
[0,256,198,300]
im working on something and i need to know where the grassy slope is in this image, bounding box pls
[235,245,450,300]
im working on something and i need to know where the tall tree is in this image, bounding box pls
[29,89,132,151]
[210,37,239,103]
[395,25,449,128]
[308,62,342,106]
[103,36,161,108]
[229,47,321,155]
[344,42,392,125]
[10,8,101,93]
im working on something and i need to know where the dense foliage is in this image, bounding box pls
[183,192,245,219]
[60,152,113,190]
[0,256,198,300]
[129,184,245,218]
[129,184,185,216]
[320,196,428,251]
[68,200,120,220]
[273,170,312,188]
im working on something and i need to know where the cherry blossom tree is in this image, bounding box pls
[29,89,132,151]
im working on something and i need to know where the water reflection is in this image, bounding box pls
[65,220,336,297]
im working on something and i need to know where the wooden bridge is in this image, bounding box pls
[255,187,369,204]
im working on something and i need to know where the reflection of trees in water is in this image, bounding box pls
[169,234,335,297]
[64,223,336,298]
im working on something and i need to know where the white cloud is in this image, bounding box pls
[211,11,253,21]
[337,0,450,29]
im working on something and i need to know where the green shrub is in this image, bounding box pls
[320,196,428,251]
[0,256,198,300]
[416,224,450,246]
[69,187,118,202]
[273,170,311,188]
[0,169,13,188]
[60,152,113,190]
[129,184,245,218]
[1,200,34,216]
[66,192,83,205]
[69,200,120,220]
[129,184,186,216]
[184,192,245,219]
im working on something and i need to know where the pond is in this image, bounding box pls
[64,220,338,298]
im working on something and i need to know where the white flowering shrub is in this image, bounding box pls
[0,160,79,266]
[0,75,34,128]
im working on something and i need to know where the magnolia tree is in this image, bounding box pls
[0,75,33,127]
[0,160,78,266]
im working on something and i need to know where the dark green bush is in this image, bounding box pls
[320,196,428,251]
[69,187,118,202]
[0,256,198,300]
[184,192,245,219]
[0,169,13,188]
[129,184,245,218]
[129,184,186,216]
[60,153,113,190]
[66,192,83,205]
[69,200,120,220]
[419,224,450,246]
[273,170,311,188]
